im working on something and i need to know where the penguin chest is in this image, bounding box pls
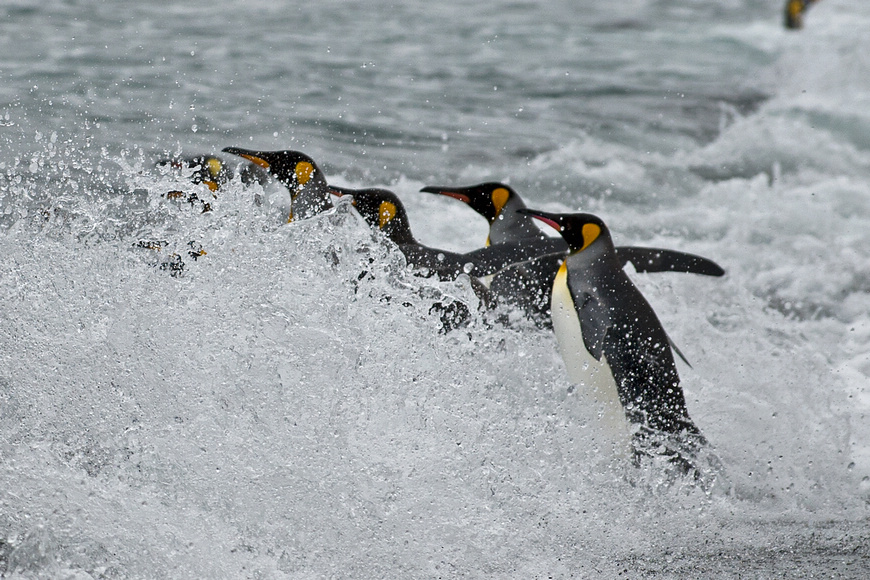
[551,264,627,434]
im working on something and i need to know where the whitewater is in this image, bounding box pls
[1,1,869,577]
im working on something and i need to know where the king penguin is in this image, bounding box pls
[222,148,332,221]
[421,182,724,326]
[156,154,271,212]
[518,208,707,472]
[785,0,820,29]
[328,185,565,282]
[327,185,503,333]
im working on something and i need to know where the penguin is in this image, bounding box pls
[785,0,820,29]
[326,185,499,333]
[518,208,707,472]
[221,148,332,221]
[420,182,724,325]
[327,185,565,282]
[156,154,271,212]
[157,155,234,193]
[156,155,226,213]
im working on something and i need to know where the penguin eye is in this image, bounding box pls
[295,161,314,185]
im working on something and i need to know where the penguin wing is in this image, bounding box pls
[575,292,612,361]
[397,244,462,280]
[615,246,725,277]
[461,237,567,277]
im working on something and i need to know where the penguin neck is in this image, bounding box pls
[291,177,332,220]
[488,195,543,244]
[566,238,618,269]
[384,221,417,246]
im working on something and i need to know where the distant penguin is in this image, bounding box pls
[519,208,707,472]
[328,185,564,282]
[785,0,820,29]
[222,148,332,221]
[421,182,724,325]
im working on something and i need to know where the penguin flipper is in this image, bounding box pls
[460,238,567,277]
[398,244,463,280]
[399,241,562,282]
[577,292,611,361]
[615,246,725,277]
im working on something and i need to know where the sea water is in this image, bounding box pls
[1,0,869,577]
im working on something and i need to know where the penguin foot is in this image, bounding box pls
[630,428,723,491]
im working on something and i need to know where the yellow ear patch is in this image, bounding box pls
[787,0,803,20]
[378,201,397,229]
[579,223,601,252]
[204,180,219,192]
[295,161,314,185]
[491,187,510,216]
[206,158,223,177]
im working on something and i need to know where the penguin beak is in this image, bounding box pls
[419,186,471,204]
[517,208,562,232]
[327,185,352,198]
[222,147,272,169]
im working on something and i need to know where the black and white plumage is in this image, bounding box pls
[519,208,708,472]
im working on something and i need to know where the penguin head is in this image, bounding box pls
[222,147,330,220]
[517,209,613,254]
[420,182,519,224]
[157,155,233,192]
[329,186,416,245]
[785,0,810,29]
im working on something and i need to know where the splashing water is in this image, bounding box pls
[2,1,870,577]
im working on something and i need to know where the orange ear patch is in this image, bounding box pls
[206,158,223,177]
[379,201,397,229]
[295,161,314,185]
[579,223,601,252]
[491,187,510,216]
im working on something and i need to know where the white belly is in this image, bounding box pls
[551,264,629,447]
